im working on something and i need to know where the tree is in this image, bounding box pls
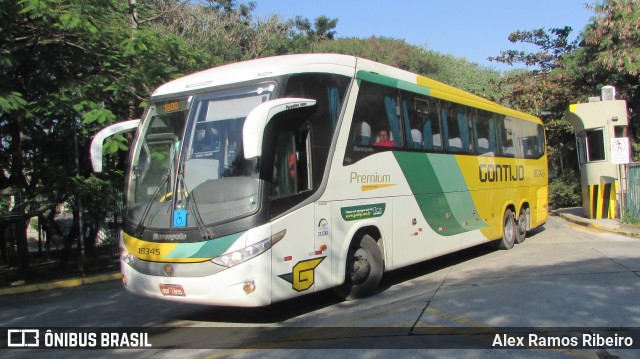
[491,0,640,208]
[312,36,501,98]
[0,0,212,275]
[0,0,517,280]
[0,0,131,272]
[581,0,640,139]
[490,26,579,73]
[294,15,338,42]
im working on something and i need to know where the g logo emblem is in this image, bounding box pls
[278,257,326,292]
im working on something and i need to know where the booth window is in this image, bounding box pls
[586,128,605,162]
[615,125,627,138]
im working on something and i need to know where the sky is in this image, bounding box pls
[251,0,595,71]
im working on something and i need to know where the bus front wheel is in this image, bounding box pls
[335,234,383,301]
[498,209,516,250]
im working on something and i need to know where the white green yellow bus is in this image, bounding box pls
[91,54,548,306]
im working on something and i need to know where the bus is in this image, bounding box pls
[91,54,548,306]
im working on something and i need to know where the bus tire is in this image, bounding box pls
[498,208,516,250]
[334,234,383,301]
[515,208,528,244]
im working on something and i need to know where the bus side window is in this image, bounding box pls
[271,126,312,199]
[475,110,497,156]
[344,81,403,164]
[498,116,516,157]
[400,93,442,152]
[443,103,473,154]
[517,120,545,159]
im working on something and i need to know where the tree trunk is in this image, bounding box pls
[12,217,30,278]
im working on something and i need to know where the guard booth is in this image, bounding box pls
[565,86,630,219]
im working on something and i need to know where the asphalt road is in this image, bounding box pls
[2,215,640,358]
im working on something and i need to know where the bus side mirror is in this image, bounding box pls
[90,119,140,172]
[243,98,316,159]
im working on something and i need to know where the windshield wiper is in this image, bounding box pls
[135,172,171,238]
[177,165,213,240]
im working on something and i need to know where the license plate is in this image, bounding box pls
[159,284,186,297]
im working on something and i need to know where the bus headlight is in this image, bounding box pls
[212,237,271,268]
[119,238,135,265]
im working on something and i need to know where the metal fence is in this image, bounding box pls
[625,163,640,219]
[0,190,56,220]
[1,190,124,254]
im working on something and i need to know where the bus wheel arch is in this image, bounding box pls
[334,226,384,301]
[515,204,530,244]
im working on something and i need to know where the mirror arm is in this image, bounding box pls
[243,98,316,159]
[91,119,140,172]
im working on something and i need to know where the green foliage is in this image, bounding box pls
[311,37,501,99]
[549,172,582,209]
[0,92,28,113]
[491,0,640,168]
[71,174,123,225]
[489,26,579,72]
[585,0,640,76]
[3,0,640,272]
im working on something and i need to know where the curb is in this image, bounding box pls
[554,211,640,238]
[0,272,121,296]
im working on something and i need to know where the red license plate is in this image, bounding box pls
[160,284,186,297]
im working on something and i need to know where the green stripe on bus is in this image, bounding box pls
[166,231,244,259]
[356,71,430,96]
[394,152,486,236]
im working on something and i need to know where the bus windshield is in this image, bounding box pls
[126,83,275,231]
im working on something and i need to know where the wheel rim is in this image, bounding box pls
[349,248,371,284]
[504,216,514,241]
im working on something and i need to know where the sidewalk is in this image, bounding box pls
[553,207,640,237]
[0,271,121,296]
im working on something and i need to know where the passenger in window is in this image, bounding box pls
[374,128,396,148]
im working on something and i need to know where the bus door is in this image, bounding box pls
[268,124,329,301]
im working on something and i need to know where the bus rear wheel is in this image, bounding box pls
[515,208,528,244]
[335,234,383,301]
[498,208,516,250]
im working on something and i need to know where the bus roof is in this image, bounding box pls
[150,53,540,124]
[151,54,357,98]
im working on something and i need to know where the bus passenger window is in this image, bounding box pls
[443,103,473,154]
[352,121,372,145]
[517,121,545,159]
[475,111,497,156]
[344,81,403,164]
[498,117,516,157]
[400,93,442,152]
